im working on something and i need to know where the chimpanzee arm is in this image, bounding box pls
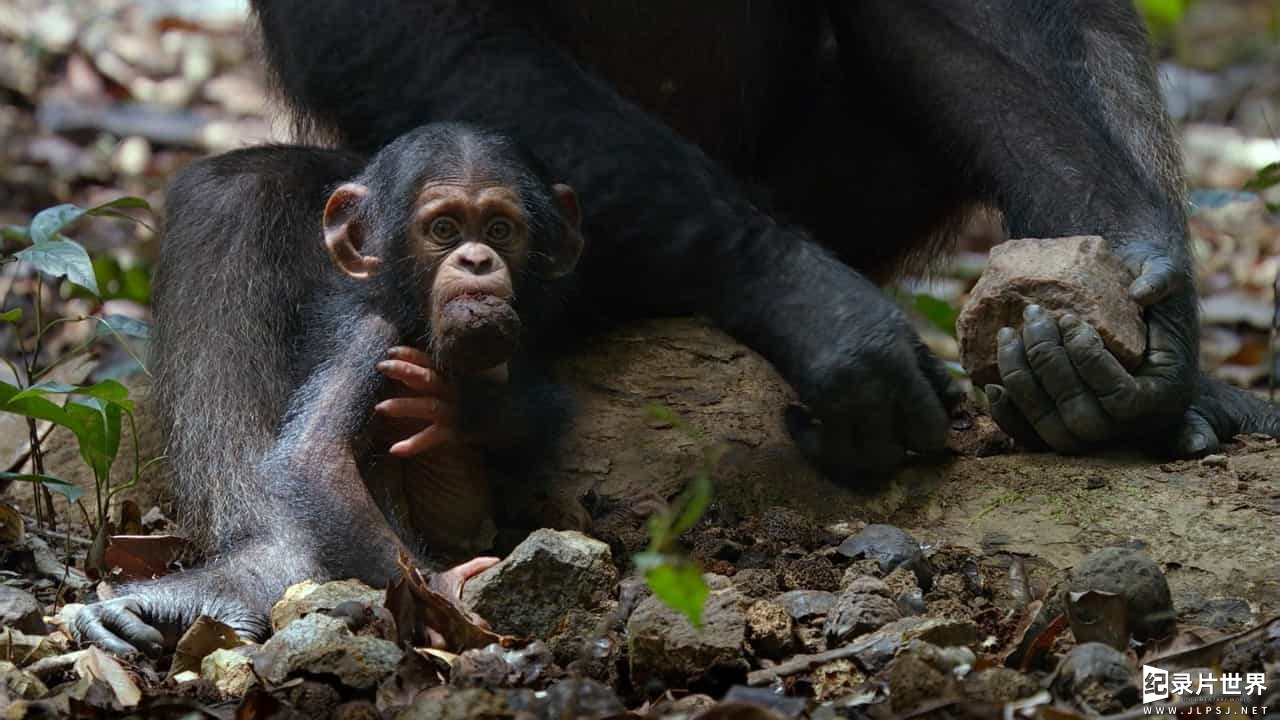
[827,1,1203,452]
[251,1,959,476]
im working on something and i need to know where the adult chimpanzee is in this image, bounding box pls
[248,1,1279,471]
[73,124,584,655]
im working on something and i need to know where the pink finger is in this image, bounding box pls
[389,425,456,456]
[376,396,449,420]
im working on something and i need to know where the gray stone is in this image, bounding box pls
[1050,642,1140,713]
[837,524,933,590]
[1067,546,1175,642]
[0,585,47,635]
[270,579,383,632]
[254,613,402,689]
[627,586,748,692]
[463,529,617,638]
[1178,592,1254,630]
[825,589,903,646]
[957,236,1145,387]
[201,647,257,697]
[775,590,836,622]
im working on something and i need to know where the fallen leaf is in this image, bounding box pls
[69,646,141,709]
[103,534,188,580]
[168,615,246,679]
[1066,590,1129,650]
[0,503,25,544]
[384,552,514,652]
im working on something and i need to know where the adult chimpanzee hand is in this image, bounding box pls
[985,266,1203,455]
[783,285,965,477]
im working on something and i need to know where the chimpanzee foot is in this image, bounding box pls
[73,592,265,657]
[73,597,167,657]
[428,555,499,601]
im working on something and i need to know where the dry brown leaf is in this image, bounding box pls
[168,615,246,679]
[103,534,188,580]
[384,552,514,652]
[0,503,25,544]
[1066,590,1129,650]
[69,646,142,709]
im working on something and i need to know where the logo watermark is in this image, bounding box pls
[1142,665,1270,715]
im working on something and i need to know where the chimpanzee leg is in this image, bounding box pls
[74,148,411,654]
[252,1,960,477]
[825,0,1202,453]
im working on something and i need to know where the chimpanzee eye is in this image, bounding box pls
[429,217,460,241]
[486,218,514,242]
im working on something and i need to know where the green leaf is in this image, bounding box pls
[7,379,132,412]
[74,379,134,412]
[666,473,712,541]
[15,238,100,296]
[95,314,151,340]
[0,308,20,323]
[0,472,85,502]
[943,360,968,378]
[29,204,87,244]
[912,293,959,338]
[635,552,709,628]
[87,196,150,212]
[1,225,28,242]
[1244,162,1280,192]
[66,397,122,480]
[0,380,77,429]
[7,381,80,403]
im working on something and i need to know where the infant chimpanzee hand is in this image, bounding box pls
[376,345,458,456]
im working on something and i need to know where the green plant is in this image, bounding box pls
[633,405,720,627]
[1137,0,1190,42]
[1,199,157,565]
[1245,162,1280,214]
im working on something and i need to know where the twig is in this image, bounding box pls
[746,643,867,686]
[20,515,93,547]
[1270,266,1278,404]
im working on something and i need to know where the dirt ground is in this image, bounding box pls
[10,317,1275,618]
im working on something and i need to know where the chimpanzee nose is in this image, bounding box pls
[456,243,497,275]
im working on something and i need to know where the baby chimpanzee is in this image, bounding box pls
[74,123,583,655]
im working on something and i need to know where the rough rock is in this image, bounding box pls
[1177,592,1254,630]
[254,613,403,689]
[887,643,954,712]
[543,679,625,720]
[732,568,780,598]
[270,579,383,632]
[1067,546,1175,642]
[0,585,47,634]
[627,585,748,693]
[450,642,556,689]
[962,667,1041,703]
[0,661,48,700]
[744,600,794,659]
[956,236,1146,387]
[201,648,257,697]
[1050,642,1141,713]
[825,589,903,646]
[837,524,933,590]
[463,529,617,638]
[778,554,840,592]
[775,590,836,623]
[844,617,980,673]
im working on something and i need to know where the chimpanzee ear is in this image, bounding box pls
[323,183,380,279]
[543,183,584,278]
